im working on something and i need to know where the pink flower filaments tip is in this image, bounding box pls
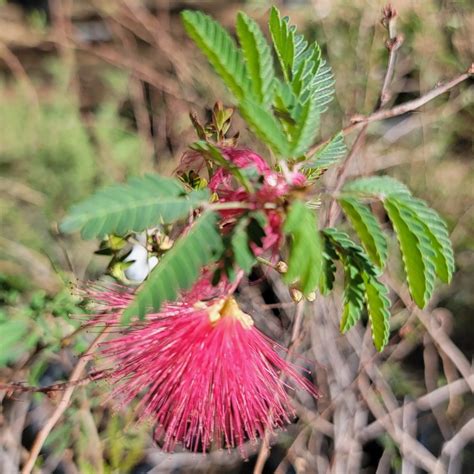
[96,288,318,453]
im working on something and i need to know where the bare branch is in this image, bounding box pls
[253,301,307,474]
[309,66,472,158]
[360,375,474,442]
[325,6,402,226]
[436,419,474,474]
[352,66,473,125]
[21,327,110,474]
[386,277,474,392]
[359,374,439,472]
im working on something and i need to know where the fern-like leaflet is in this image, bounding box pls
[60,174,208,239]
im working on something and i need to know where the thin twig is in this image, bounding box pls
[379,5,403,107]
[401,396,417,474]
[359,374,438,472]
[352,66,473,125]
[325,5,402,227]
[0,373,98,395]
[385,277,474,391]
[308,65,473,157]
[253,301,306,474]
[435,419,474,474]
[21,327,110,474]
[359,375,474,442]
[0,44,39,109]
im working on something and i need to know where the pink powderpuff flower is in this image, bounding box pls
[88,277,319,453]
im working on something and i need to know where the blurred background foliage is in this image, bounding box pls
[0,0,472,472]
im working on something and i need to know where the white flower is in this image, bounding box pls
[124,244,158,283]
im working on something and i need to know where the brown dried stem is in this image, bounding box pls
[253,301,306,474]
[21,327,110,474]
[325,5,403,227]
[310,65,472,158]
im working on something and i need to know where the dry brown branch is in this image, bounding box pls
[0,177,45,206]
[0,392,30,473]
[72,43,189,101]
[435,419,474,474]
[359,374,439,472]
[0,373,96,395]
[113,22,155,158]
[360,375,474,442]
[0,237,62,294]
[253,301,306,474]
[21,327,110,474]
[0,43,39,108]
[386,277,474,391]
[325,5,402,227]
[401,396,417,474]
[308,65,472,158]
[423,332,453,439]
[351,66,473,126]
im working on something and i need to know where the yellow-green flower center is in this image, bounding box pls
[195,297,254,329]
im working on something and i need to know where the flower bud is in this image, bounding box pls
[275,261,288,274]
[290,288,303,302]
[306,292,317,302]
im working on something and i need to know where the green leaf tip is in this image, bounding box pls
[181,9,250,101]
[235,11,275,107]
[339,197,388,268]
[304,131,347,176]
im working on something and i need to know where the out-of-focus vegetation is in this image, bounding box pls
[0,0,472,472]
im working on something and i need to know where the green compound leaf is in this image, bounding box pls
[341,175,454,306]
[383,198,436,308]
[269,6,334,157]
[323,228,378,277]
[283,201,323,295]
[304,131,347,176]
[394,195,454,283]
[236,12,275,107]
[339,197,388,268]
[181,10,251,101]
[308,56,334,113]
[291,42,334,113]
[319,233,338,295]
[269,6,334,101]
[60,175,208,239]
[122,211,223,322]
[363,273,391,352]
[323,228,391,351]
